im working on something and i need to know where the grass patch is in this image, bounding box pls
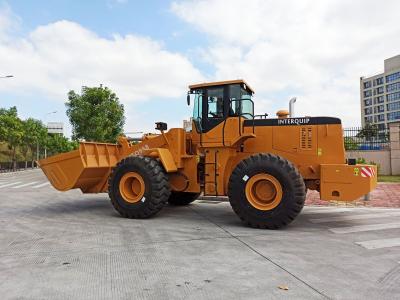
[378,175,400,183]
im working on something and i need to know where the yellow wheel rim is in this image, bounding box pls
[245,174,283,210]
[119,172,145,203]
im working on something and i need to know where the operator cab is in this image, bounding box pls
[188,79,254,133]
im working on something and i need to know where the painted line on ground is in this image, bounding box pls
[329,222,400,234]
[310,211,400,223]
[12,181,39,189]
[355,238,400,249]
[0,182,22,188]
[302,208,355,215]
[32,182,50,189]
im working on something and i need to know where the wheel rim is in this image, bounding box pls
[119,172,145,203]
[245,174,283,210]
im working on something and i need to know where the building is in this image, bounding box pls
[360,55,400,129]
[47,122,64,135]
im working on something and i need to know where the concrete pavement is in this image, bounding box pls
[0,169,399,299]
[306,182,400,208]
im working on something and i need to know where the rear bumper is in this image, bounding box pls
[320,164,377,201]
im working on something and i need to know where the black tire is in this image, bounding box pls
[168,192,200,206]
[228,153,306,229]
[108,156,171,218]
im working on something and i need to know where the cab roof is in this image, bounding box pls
[189,79,254,94]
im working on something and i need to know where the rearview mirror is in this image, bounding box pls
[187,94,190,106]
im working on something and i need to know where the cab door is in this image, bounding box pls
[202,86,227,133]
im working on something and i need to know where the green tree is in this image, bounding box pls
[357,123,378,141]
[344,137,358,150]
[66,86,125,143]
[22,118,48,167]
[0,107,23,170]
[45,134,78,157]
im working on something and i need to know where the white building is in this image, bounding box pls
[360,55,400,129]
[47,122,64,135]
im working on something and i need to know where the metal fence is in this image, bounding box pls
[343,126,390,151]
[0,161,38,173]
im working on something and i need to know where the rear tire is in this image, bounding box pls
[108,156,170,218]
[228,153,305,229]
[168,192,200,205]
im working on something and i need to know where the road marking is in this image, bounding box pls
[302,208,354,215]
[12,181,39,189]
[356,238,400,249]
[310,211,400,223]
[329,222,400,234]
[32,182,50,189]
[0,182,22,188]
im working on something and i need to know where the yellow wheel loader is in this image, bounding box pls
[39,80,377,229]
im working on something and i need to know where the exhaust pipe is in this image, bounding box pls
[289,97,297,117]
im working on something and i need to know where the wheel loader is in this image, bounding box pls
[39,79,377,229]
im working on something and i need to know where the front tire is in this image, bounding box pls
[108,156,171,218]
[228,153,306,229]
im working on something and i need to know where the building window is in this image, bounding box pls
[364,107,373,115]
[387,111,400,121]
[364,90,372,97]
[374,114,385,122]
[387,92,400,102]
[364,98,372,106]
[386,71,400,83]
[387,101,400,111]
[387,82,400,93]
[378,124,386,130]
[374,105,384,113]
[364,116,373,123]
[374,96,384,104]
[375,77,384,86]
[363,81,372,89]
[375,86,384,94]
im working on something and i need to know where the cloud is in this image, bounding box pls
[171,0,400,125]
[0,15,202,103]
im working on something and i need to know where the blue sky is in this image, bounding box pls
[0,0,400,137]
[9,0,207,53]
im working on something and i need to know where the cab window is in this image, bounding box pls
[207,87,224,118]
[192,92,203,130]
[193,93,202,120]
[229,84,253,119]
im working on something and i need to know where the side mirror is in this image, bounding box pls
[187,94,190,106]
[155,122,167,131]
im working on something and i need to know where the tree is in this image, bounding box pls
[22,118,48,167]
[45,134,78,157]
[0,107,23,170]
[357,123,378,141]
[344,137,358,150]
[66,86,125,143]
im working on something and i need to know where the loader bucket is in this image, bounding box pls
[38,142,122,193]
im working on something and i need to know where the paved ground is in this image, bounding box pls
[306,183,400,208]
[1,170,400,299]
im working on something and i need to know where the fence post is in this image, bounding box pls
[389,122,400,175]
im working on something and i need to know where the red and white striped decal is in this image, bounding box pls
[360,166,375,178]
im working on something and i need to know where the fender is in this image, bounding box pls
[141,148,178,173]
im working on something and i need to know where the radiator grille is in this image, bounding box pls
[300,127,312,150]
